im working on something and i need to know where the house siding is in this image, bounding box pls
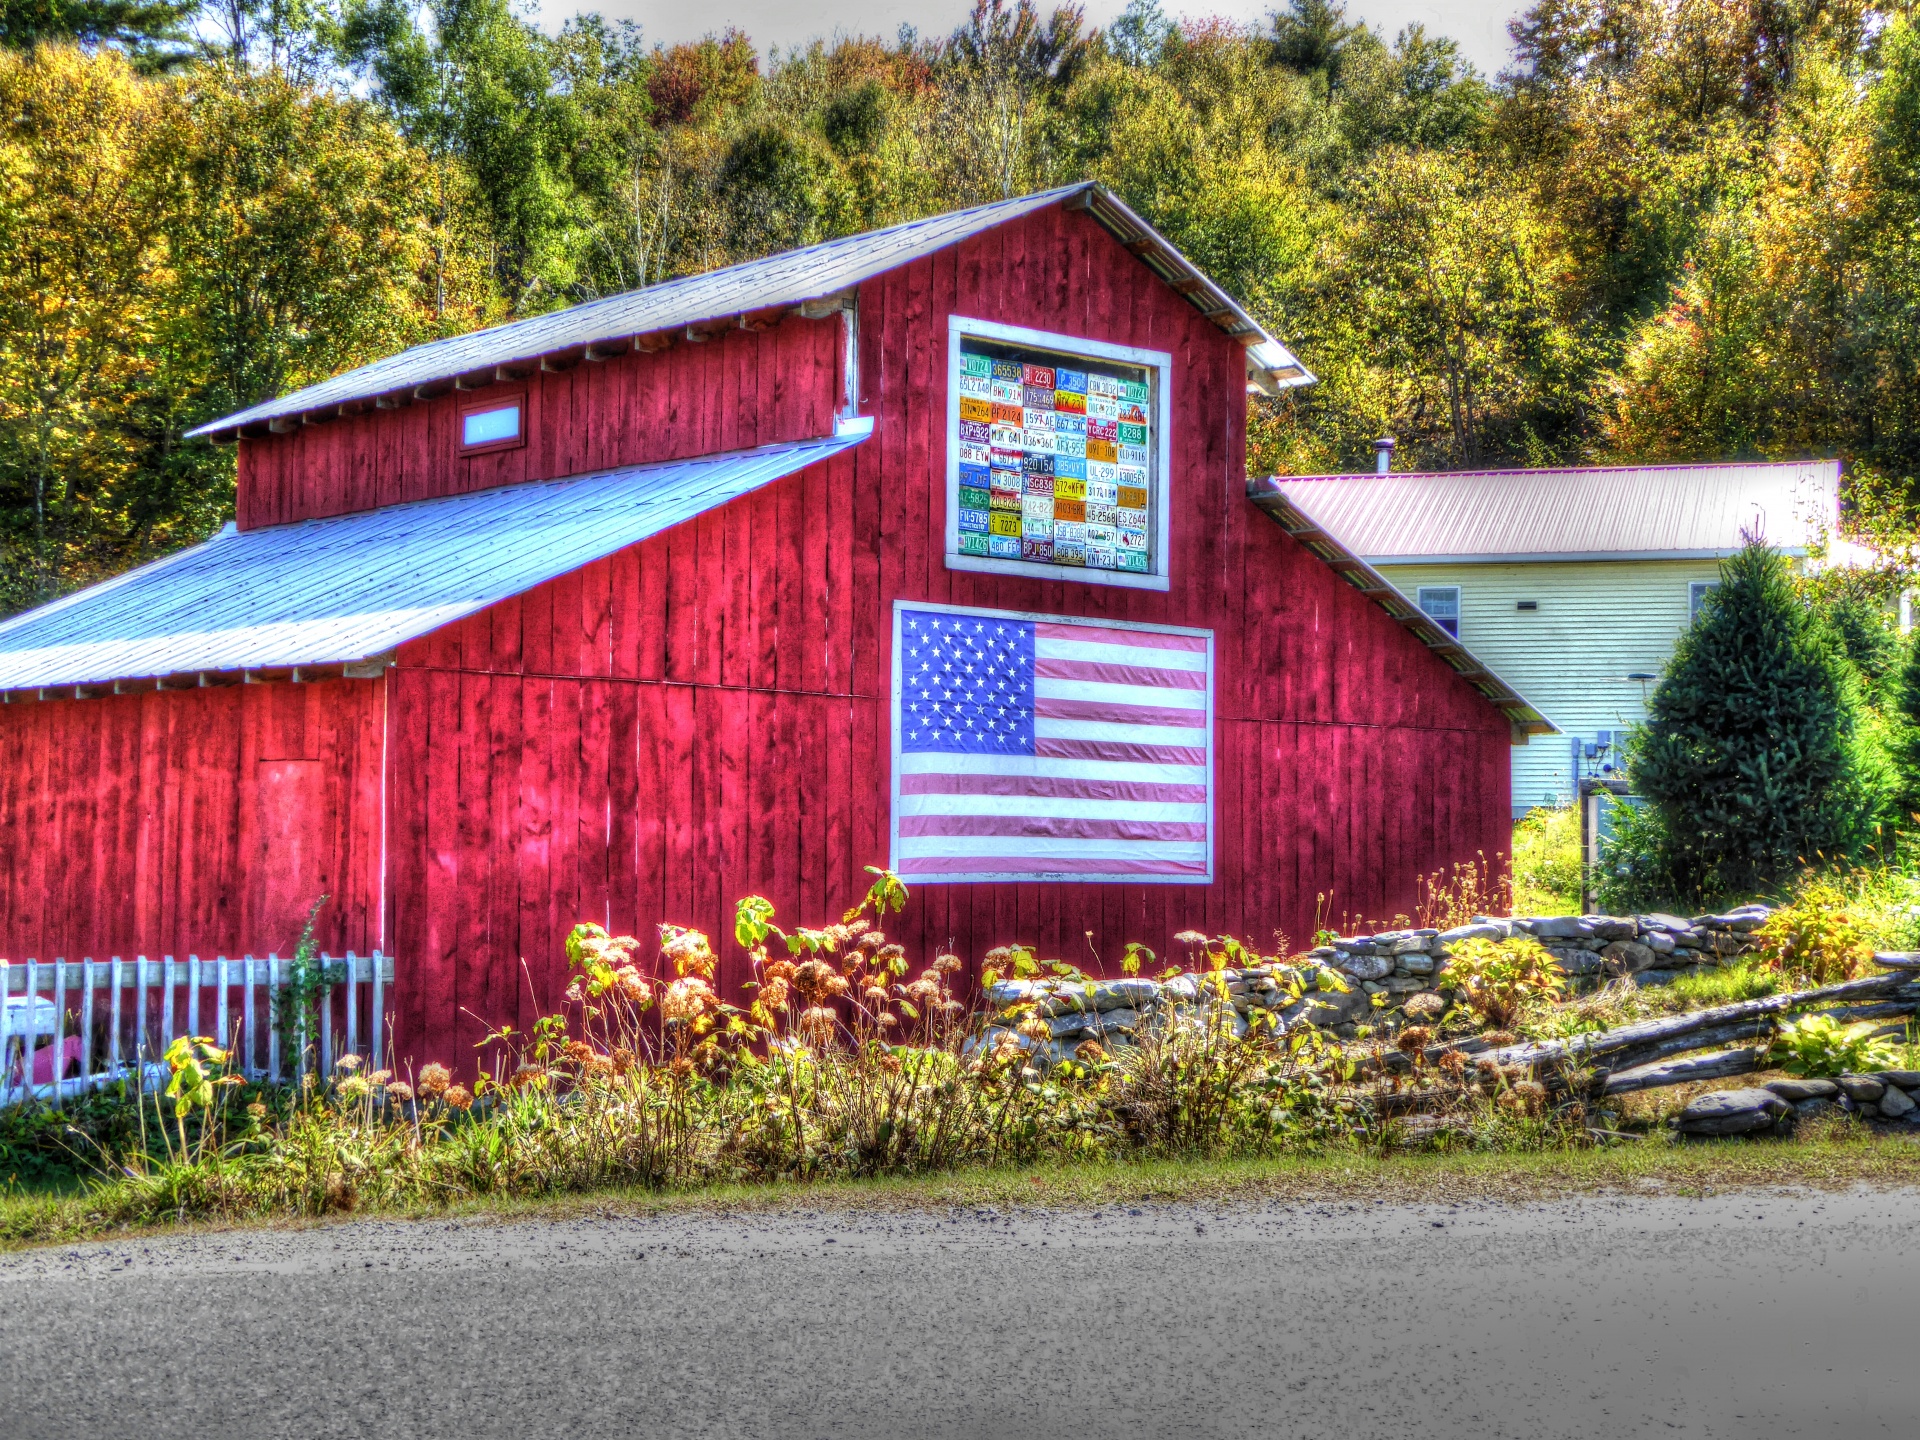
[1373,558,1724,812]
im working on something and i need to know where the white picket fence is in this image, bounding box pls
[0,953,395,1108]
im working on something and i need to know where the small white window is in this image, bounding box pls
[1417,585,1460,637]
[459,396,524,454]
[1690,580,1719,620]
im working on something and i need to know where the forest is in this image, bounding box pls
[4,0,1920,612]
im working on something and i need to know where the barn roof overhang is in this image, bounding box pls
[1245,477,1558,743]
[0,423,872,698]
[186,184,1313,444]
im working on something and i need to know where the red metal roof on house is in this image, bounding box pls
[1275,459,1856,563]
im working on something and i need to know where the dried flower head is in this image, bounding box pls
[334,1053,364,1073]
[879,944,906,963]
[878,1053,903,1074]
[1395,1024,1434,1057]
[793,959,846,1004]
[1075,1040,1108,1063]
[798,1006,838,1044]
[565,1040,596,1065]
[246,1101,269,1119]
[1016,1015,1051,1042]
[759,976,790,1011]
[444,1083,473,1110]
[662,975,716,1022]
[863,985,890,1007]
[418,1062,452,1100]
[983,946,1013,967]
[763,959,798,984]
[933,953,962,974]
[384,1081,415,1103]
[876,1013,897,1028]
[510,1064,547,1090]
[1175,930,1208,947]
[1436,1049,1470,1078]
[615,966,652,1004]
[564,979,585,1004]
[861,931,888,951]
[611,1047,636,1074]
[1481,1030,1515,1048]
[669,1057,695,1079]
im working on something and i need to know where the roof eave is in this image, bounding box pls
[189,183,1314,440]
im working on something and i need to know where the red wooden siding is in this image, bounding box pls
[234,315,843,530]
[383,201,1512,1072]
[0,680,385,964]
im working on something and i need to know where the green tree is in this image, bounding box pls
[1616,538,1872,904]
[0,0,194,68]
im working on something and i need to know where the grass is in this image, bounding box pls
[1511,805,1581,915]
[4,1135,1917,1250]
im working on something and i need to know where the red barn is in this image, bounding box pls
[0,185,1548,1070]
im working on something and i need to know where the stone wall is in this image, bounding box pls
[979,906,1775,1066]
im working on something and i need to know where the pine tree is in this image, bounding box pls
[1889,633,1920,833]
[1625,538,1868,901]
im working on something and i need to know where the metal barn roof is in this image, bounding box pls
[1274,459,1865,565]
[1246,477,1557,737]
[190,184,1312,442]
[0,425,871,694]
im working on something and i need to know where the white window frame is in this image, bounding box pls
[1690,579,1719,620]
[944,315,1173,593]
[1416,585,1461,637]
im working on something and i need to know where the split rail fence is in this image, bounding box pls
[0,953,395,1108]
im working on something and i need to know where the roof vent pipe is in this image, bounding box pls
[1372,437,1396,474]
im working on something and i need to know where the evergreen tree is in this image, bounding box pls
[1889,633,1920,832]
[1621,538,1869,901]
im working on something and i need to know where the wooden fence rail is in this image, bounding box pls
[0,953,395,1109]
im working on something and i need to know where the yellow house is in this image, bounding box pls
[1274,458,1860,817]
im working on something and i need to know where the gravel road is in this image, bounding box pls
[1,1185,1915,1439]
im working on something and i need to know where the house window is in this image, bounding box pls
[1417,586,1461,637]
[1690,580,1719,620]
[945,316,1172,592]
[459,395,524,455]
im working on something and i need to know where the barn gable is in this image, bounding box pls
[1,186,1542,1073]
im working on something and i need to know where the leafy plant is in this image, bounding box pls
[1442,936,1565,1030]
[1753,878,1872,984]
[1510,805,1581,914]
[1771,1013,1902,1077]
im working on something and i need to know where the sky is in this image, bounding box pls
[529,1,1530,78]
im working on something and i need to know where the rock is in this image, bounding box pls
[1872,1070,1920,1090]
[1635,969,1679,987]
[1675,1088,1790,1136]
[1791,1098,1844,1125]
[1644,931,1677,956]
[1091,980,1160,1011]
[1524,916,1595,940]
[1049,1010,1095,1038]
[1837,1075,1886,1103]
[1437,923,1505,946]
[1361,981,1386,996]
[985,980,1033,1008]
[1698,911,1768,932]
[1645,912,1695,934]
[1550,947,1605,976]
[1602,940,1657,975]
[1765,1078,1839,1102]
[1333,952,1394,982]
[1402,992,1447,1020]
[1307,946,1337,961]
[1466,916,1515,937]
[1387,935,1430,955]
[1162,976,1198,1003]
[1282,985,1370,1030]
[1385,976,1426,994]
[1400,953,1436,976]
[1591,917,1637,941]
[1878,1084,1916,1118]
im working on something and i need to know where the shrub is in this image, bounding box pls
[1752,877,1873,984]
[1614,539,1871,907]
[1771,1013,1902,1077]
[1442,936,1565,1030]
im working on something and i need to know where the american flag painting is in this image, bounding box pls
[890,602,1214,883]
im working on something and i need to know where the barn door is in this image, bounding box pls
[253,687,332,951]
